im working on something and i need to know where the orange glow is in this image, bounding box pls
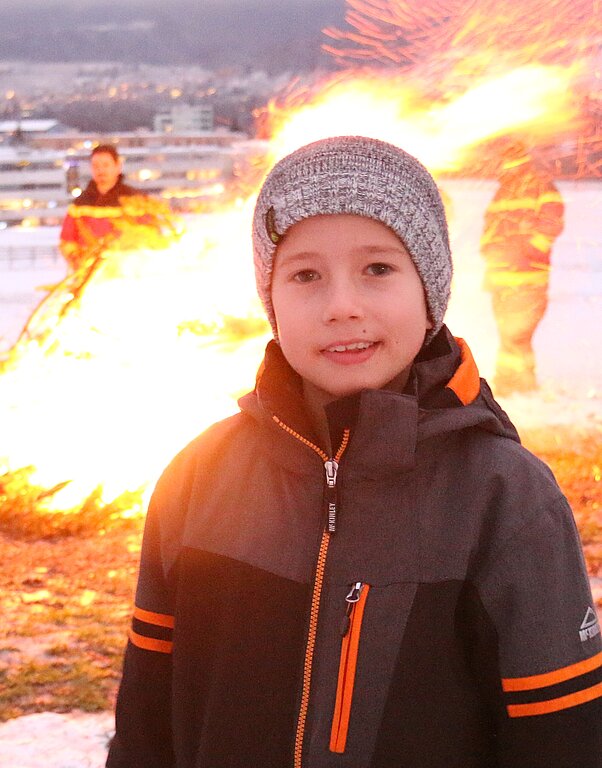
[261,64,582,172]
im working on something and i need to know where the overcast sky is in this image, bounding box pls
[1,0,343,28]
[4,0,330,8]
[0,0,345,70]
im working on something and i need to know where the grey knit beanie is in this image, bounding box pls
[252,135,452,344]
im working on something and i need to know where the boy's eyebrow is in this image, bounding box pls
[274,250,321,267]
[277,244,408,264]
[355,244,409,256]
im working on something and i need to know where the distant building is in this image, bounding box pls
[0,145,67,226]
[153,104,214,134]
[0,119,73,143]
[28,130,243,152]
[0,130,268,227]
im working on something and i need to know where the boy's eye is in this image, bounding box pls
[293,269,320,283]
[366,262,393,276]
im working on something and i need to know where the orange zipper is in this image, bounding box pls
[330,582,370,753]
[294,527,331,768]
[272,415,349,768]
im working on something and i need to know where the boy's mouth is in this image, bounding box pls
[322,341,380,365]
[324,341,376,353]
[321,341,380,366]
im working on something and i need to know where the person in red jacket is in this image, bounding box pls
[59,144,141,271]
[480,141,565,396]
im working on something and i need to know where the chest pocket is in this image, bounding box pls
[305,581,419,766]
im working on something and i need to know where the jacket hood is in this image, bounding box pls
[410,327,519,443]
[238,326,519,475]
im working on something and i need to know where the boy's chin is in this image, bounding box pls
[302,378,366,408]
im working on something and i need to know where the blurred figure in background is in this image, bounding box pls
[59,144,141,271]
[480,141,564,396]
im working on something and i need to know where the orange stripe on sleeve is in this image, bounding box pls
[134,606,175,629]
[129,628,173,654]
[446,338,480,405]
[502,651,602,692]
[507,681,602,718]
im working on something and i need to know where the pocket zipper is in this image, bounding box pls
[329,581,370,753]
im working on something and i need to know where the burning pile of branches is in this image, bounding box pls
[324,0,598,76]
[0,197,268,530]
[0,466,143,539]
[321,0,601,177]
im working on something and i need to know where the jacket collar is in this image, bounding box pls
[253,326,479,419]
[76,175,126,205]
[239,326,517,477]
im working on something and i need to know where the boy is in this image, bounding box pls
[107,136,601,767]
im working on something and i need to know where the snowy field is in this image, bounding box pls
[0,180,601,765]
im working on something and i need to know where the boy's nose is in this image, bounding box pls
[322,281,364,323]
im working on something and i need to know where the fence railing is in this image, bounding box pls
[0,245,61,266]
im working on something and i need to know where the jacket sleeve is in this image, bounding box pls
[105,474,178,768]
[106,417,242,768]
[472,494,602,767]
[59,207,82,266]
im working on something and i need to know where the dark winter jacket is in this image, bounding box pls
[107,328,602,768]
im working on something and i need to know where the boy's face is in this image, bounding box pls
[271,214,432,406]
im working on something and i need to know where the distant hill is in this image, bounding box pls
[0,0,345,73]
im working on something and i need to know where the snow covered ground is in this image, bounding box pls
[0,712,114,768]
[0,181,600,765]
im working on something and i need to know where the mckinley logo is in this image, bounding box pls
[579,607,601,642]
[327,502,336,532]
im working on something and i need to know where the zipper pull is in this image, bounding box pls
[325,459,338,487]
[324,459,338,533]
[339,582,363,637]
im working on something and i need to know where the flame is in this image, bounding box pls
[319,0,600,171]
[262,64,583,172]
[323,0,599,74]
[0,3,596,520]
[1,207,271,514]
